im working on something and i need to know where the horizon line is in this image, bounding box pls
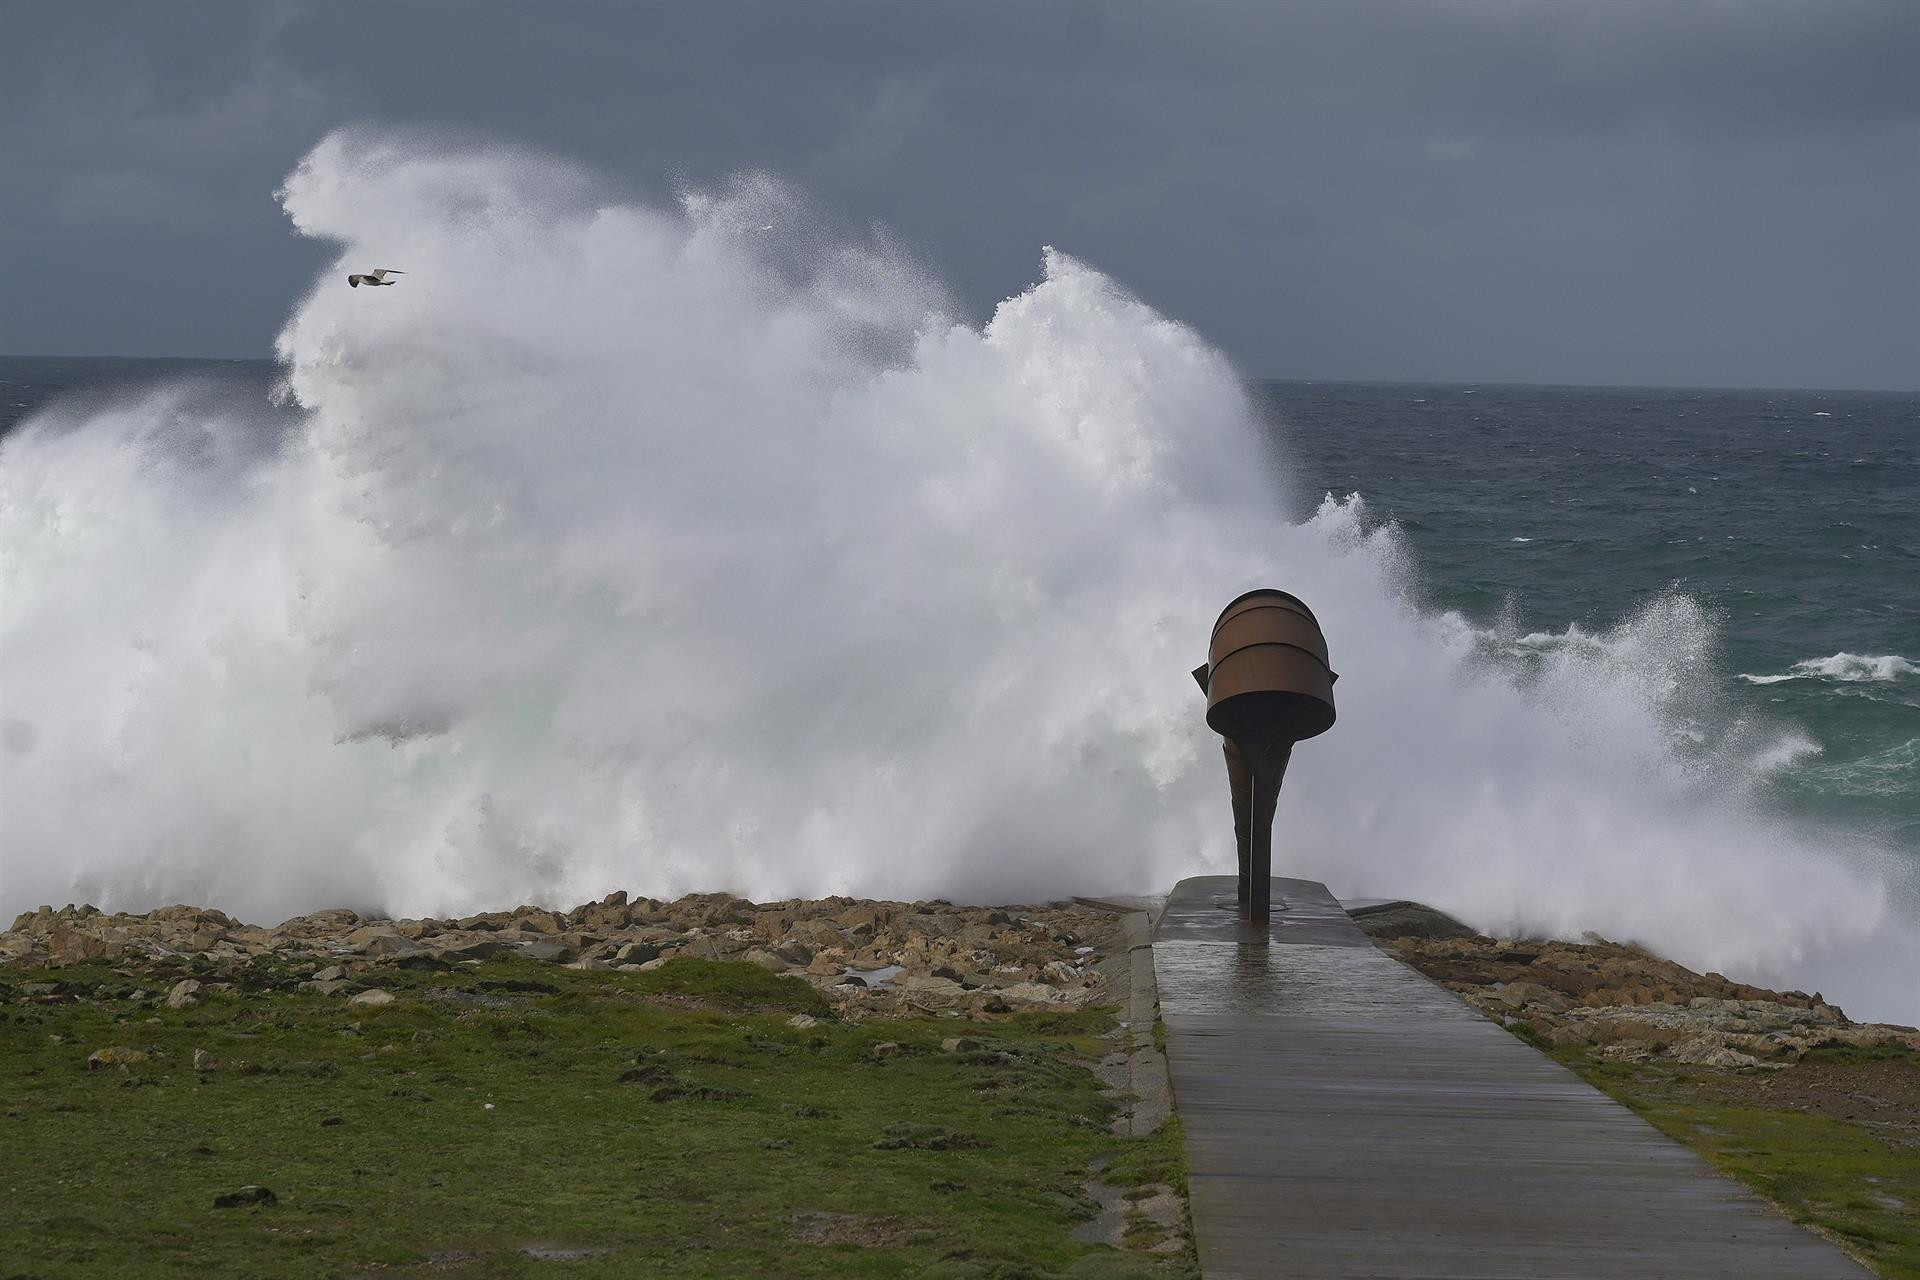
[2,352,1914,398]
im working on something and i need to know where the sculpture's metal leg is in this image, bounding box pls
[1225,739,1253,903]
[1245,744,1291,925]
[1248,764,1277,923]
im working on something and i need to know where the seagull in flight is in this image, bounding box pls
[347,268,405,288]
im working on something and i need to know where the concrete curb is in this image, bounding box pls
[1076,896,1173,1139]
[1117,908,1173,1137]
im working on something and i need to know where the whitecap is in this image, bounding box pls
[1738,654,1917,684]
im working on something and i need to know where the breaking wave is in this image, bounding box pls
[2,128,1916,1021]
[1739,653,1918,685]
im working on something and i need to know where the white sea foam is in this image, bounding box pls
[1738,654,1918,685]
[2,129,1916,1021]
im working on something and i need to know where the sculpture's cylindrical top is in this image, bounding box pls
[1201,589,1337,745]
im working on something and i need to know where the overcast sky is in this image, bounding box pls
[4,1,1916,389]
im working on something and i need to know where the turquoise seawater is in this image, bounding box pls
[1259,380,1918,863]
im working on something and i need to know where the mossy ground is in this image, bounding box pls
[1547,1042,1920,1279]
[2,955,1193,1279]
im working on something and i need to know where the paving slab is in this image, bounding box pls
[1154,875,1870,1279]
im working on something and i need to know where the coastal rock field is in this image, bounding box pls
[2,892,1116,1021]
[1354,901,1920,1070]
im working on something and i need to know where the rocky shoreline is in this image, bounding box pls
[9,890,1917,1061]
[2,893,1120,1021]
[1354,901,1920,1069]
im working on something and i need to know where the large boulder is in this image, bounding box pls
[1348,901,1477,941]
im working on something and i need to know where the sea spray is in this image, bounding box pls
[1,128,1915,1021]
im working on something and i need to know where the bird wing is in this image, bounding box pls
[371,269,406,280]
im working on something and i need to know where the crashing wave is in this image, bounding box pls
[2,127,1916,1021]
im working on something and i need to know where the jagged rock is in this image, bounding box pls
[429,938,509,962]
[1670,1038,1763,1069]
[787,1014,819,1029]
[166,979,203,1009]
[1497,981,1571,1012]
[343,926,409,954]
[348,989,395,1007]
[893,973,968,1006]
[47,926,120,965]
[740,949,789,972]
[276,908,360,939]
[752,910,794,942]
[791,919,846,949]
[576,901,631,933]
[453,912,506,931]
[193,1049,218,1071]
[681,935,744,962]
[514,909,566,935]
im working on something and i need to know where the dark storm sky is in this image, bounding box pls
[4,0,1917,389]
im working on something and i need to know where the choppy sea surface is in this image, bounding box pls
[1257,380,1918,862]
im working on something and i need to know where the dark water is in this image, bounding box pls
[1257,380,1919,855]
[4,358,1915,859]
[0,355,270,415]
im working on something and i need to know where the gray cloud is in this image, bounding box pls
[3,0,1915,387]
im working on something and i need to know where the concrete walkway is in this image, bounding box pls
[1154,875,1869,1279]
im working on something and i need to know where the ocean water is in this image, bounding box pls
[1259,381,1919,857]
[0,130,1914,1020]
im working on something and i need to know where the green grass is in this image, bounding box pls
[2,956,1193,1279]
[1798,1041,1920,1066]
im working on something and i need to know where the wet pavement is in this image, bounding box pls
[1154,875,1869,1279]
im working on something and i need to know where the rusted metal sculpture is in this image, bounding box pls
[1193,589,1337,922]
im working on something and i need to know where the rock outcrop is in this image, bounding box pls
[2,893,1117,1020]
[1369,911,1920,1067]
